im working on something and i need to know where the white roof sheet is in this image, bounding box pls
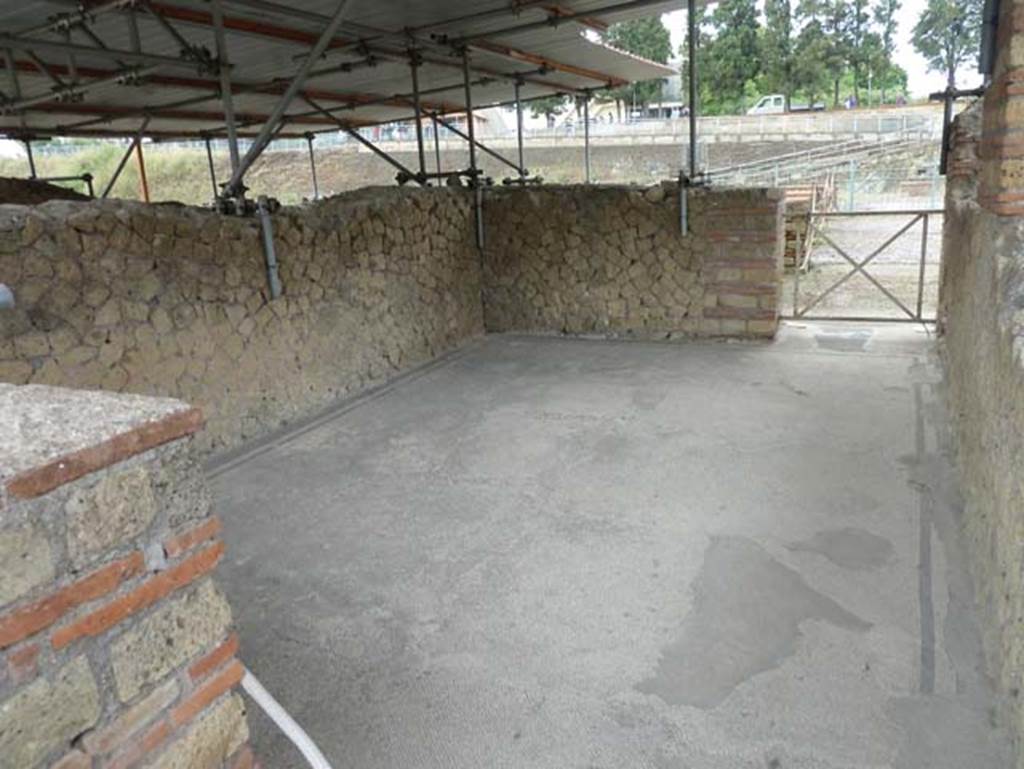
[0,0,682,139]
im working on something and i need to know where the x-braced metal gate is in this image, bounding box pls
[787,209,944,323]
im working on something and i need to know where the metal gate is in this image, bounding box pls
[786,209,944,322]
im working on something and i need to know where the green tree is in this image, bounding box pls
[704,0,761,106]
[793,10,831,107]
[529,95,568,126]
[844,0,875,101]
[762,0,798,110]
[873,0,901,101]
[603,16,673,114]
[821,0,852,107]
[911,0,982,87]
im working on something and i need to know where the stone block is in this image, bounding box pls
[0,656,100,769]
[110,580,233,702]
[0,527,54,608]
[80,677,180,755]
[65,465,157,567]
[150,694,248,769]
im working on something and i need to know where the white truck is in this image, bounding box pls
[747,94,826,115]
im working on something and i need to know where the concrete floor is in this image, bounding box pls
[210,323,1012,769]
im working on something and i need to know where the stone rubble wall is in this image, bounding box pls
[481,185,784,338]
[0,184,783,457]
[0,188,483,453]
[0,384,253,769]
[940,100,1024,767]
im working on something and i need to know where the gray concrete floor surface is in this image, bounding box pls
[210,323,1012,769]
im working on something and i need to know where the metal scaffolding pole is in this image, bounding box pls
[428,112,520,174]
[305,133,319,199]
[304,96,421,182]
[432,115,442,175]
[211,0,241,177]
[204,136,219,199]
[515,79,526,179]
[224,0,355,198]
[24,139,36,179]
[462,48,484,249]
[135,140,150,202]
[583,91,591,184]
[687,0,698,179]
[409,52,427,182]
[101,117,151,198]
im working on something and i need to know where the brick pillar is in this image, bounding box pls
[980,0,1024,214]
[0,384,255,769]
[697,188,786,338]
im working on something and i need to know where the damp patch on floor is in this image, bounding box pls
[636,536,871,709]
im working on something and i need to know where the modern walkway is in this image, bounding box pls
[210,323,1011,769]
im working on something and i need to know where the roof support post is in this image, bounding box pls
[409,51,427,183]
[461,48,484,250]
[432,115,442,176]
[135,140,150,202]
[102,117,150,198]
[23,139,36,179]
[305,132,320,199]
[687,0,698,179]
[583,90,592,184]
[515,78,526,180]
[211,0,241,178]
[223,0,355,199]
[204,135,219,199]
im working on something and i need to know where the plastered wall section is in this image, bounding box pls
[940,100,1024,766]
[481,185,784,339]
[0,384,254,769]
[0,187,483,453]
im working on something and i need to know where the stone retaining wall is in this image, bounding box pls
[0,188,482,453]
[0,384,253,769]
[940,100,1024,766]
[482,185,784,338]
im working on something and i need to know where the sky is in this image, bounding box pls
[664,0,984,98]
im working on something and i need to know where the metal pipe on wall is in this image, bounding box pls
[256,195,283,299]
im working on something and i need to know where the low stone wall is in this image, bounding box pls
[940,102,1024,765]
[482,185,784,338]
[0,384,253,769]
[0,184,784,456]
[0,188,482,453]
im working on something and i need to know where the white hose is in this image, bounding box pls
[241,668,334,769]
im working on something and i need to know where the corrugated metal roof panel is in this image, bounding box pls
[0,0,682,139]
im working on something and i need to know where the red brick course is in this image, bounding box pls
[0,553,145,649]
[164,517,222,560]
[189,633,240,683]
[51,542,224,650]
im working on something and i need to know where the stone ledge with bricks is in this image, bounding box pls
[0,383,254,769]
